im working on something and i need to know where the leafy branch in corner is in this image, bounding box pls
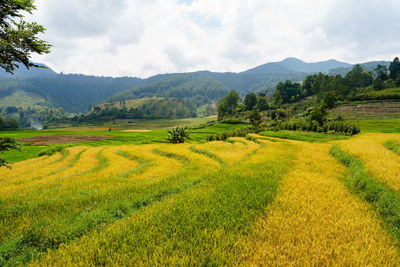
[0,137,22,168]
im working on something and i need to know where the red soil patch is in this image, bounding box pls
[18,134,112,146]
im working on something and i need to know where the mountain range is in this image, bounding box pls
[0,58,390,114]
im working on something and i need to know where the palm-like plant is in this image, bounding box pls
[168,127,190,144]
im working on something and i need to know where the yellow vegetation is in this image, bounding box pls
[2,134,400,265]
[242,142,400,266]
[199,139,260,164]
[339,133,400,191]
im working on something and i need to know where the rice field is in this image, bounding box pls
[1,131,400,265]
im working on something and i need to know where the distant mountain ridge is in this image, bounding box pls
[245,57,353,74]
[0,58,392,115]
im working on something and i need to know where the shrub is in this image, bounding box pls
[168,127,190,144]
[38,146,65,157]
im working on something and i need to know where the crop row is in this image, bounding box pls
[0,139,260,265]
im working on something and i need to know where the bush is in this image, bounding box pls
[38,146,65,156]
[168,127,190,144]
[264,119,360,136]
[219,118,244,124]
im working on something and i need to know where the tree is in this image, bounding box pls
[275,81,301,103]
[217,90,239,120]
[323,91,337,109]
[8,118,18,130]
[248,109,262,130]
[168,127,190,144]
[309,104,327,126]
[256,96,269,111]
[0,0,49,167]
[345,64,372,88]
[0,0,51,73]
[0,138,22,168]
[373,77,384,90]
[373,64,389,81]
[243,92,257,110]
[273,90,283,106]
[389,57,400,80]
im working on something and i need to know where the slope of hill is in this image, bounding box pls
[1,58,393,122]
[0,74,144,113]
[110,73,230,105]
[0,63,57,78]
[245,57,352,74]
[329,61,391,76]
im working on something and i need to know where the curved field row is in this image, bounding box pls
[0,149,68,181]
[199,138,260,164]
[385,138,400,156]
[0,140,258,265]
[242,142,400,265]
[0,147,86,195]
[31,140,296,266]
[339,133,400,191]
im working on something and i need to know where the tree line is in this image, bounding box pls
[273,57,400,108]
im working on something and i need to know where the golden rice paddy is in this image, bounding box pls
[339,133,400,191]
[1,133,400,265]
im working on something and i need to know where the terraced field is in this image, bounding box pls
[1,132,400,265]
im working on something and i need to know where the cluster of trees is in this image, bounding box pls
[0,105,65,128]
[111,74,230,111]
[0,75,143,113]
[217,90,269,121]
[272,119,360,135]
[1,0,51,167]
[74,98,197,123]
[0,117,18,130]
[273,57,400,108]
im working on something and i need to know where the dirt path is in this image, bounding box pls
[18,134,111,145]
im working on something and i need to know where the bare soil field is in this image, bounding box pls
[332,101,400,115]
[18,134,112,145]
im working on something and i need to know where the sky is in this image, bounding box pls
[28,0,400,78]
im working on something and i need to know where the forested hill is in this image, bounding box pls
[245,57,352,74]
[0,58,392,116]
[0,73,144,113]
[110,73,229,105]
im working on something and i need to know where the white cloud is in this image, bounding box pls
[28,0,400,77]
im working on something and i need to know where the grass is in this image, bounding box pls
[33,141,296,266]
[348,119,400,133]
[352,87,400,101]
[338,133,400,191]
[385,140,400,155]
[330,145,400,244]
[0,143,221,265]
[0,122,245,164]
[243,142,400,265]
[259,130,350,143]
[0,90,45,109]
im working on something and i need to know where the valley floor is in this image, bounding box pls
[1,130,400,265]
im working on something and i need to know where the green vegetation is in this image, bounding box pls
[350,88,400,101]
[385,140,400,155]
[168,127,190,144]
[30,141,296,266]
[330,145,400,243]
[0,121,245,163]
[270,119,360,135]
[76,98,197,122]
[259,130,349,143]
[0,137,22,167]
[348,119,400,133]
[0,0,50,73]
[37,146,66,156]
